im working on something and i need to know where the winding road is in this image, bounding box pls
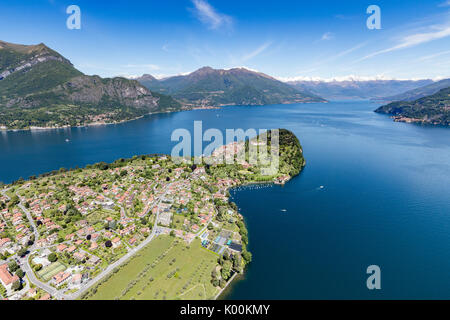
[2,180,204,300]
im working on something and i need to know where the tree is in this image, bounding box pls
[211,278,220,287]
[8,260,19,272]
[232,255,241,270]
[48,252,58,262]
[15,268,24,279]
[17,248,27,257]
[12,279,22,291]
[34,264,43,272]
[221,261,232,281]
[242,250,252,263]
[105,240,112,248]
[8,195,19,208]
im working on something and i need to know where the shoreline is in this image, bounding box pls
[214,272,239,300]
[0,100,326,132]
[1,129,305,301]
[391,115,449,126]
[214,167,305,300]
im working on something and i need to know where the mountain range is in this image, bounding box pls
[1,40,448,129]
[379,78,450,102]
[375,87,450,126]
[137,67,325,107]
[0,41,181,130]
[287,79,433,101]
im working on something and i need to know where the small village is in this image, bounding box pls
[0,154,251,300]
[0,130,301,300]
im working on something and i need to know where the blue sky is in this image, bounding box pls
[1,0,450,80]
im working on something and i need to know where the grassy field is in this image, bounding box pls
[37,261,66,282]
[86,235,220,300]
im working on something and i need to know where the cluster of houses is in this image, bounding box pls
[0,207,31,256]
[0,155,250,299]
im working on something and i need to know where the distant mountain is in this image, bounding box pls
[0,41,181,130]
[137,66,325,107]
[375,87,450,126]
[287,79,433,101]
[380,78,450,102]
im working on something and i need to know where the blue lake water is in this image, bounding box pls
[1,101,450,299]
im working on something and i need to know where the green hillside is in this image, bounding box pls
[0,41,181,130]
[375,87,450,126]
[138,67,325,107]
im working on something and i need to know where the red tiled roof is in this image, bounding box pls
[0,264,19,286]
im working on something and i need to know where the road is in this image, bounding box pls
[2,187,64,299]
[64,182,175,300]
[21,257,62,299]
[3,181,184,300]
[18,202,40,241]
[2,188,40,240]
[1,188,11,201]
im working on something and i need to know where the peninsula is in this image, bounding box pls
[0,129,304,300]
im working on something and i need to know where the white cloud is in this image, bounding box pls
[357,25,450,62]
[190,0,233,30]
[241,41,272,62]
[438,1,450,7]
[122,64,160,71]
[276,74,428,82]
[320,32,334,41]
[416,49,450,62]
[295,41,367,74]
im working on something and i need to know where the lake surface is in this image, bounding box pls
[1,101,450,299]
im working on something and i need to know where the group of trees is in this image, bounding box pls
[211,249,244,289]
[48,252,58,262]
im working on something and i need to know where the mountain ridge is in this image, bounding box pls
[287,79,434,100]
[137,66,326,107]
[375,86,450,126]
[379,78,450,102]
[0,41,181,130]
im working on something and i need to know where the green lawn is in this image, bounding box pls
[85,235,220,300]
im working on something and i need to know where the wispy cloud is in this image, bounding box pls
[320,32,334,41]
[277,74,407,82]
[122,64,160,71]
[190,0,233,30]
[357,25,450,62]
[416,49,450,62]
[305,41,367,72]
[438,1,450,7]
[241,41,272,62]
